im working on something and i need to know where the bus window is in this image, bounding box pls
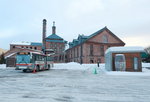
[16,54,30,64]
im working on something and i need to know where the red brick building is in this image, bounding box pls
[66,27,125,64]
[42,20,67,55]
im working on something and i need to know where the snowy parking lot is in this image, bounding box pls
[0,63,150,102]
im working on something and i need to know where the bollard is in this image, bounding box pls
[93,68,98,74]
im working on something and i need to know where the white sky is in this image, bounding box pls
[0,0,150,49]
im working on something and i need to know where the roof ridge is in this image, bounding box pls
[46,33,63,40]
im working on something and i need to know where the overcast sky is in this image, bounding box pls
[0,0,150,49]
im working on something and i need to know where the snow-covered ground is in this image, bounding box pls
[0,63,150,102]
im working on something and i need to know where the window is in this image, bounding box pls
[34,47,37,50]
[77,47,79,57]
[100,45,104,56]
[134,57,139,70]
[71,50,72,58]
[74,48,75,57]
[90,44,93,56]
[102,35,108,43]
[13,46,15,48]
[30,47,32,49]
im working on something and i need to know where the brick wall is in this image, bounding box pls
[66,29,125,64]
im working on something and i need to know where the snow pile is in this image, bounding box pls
[52,62,150,76]
[0,64,6,69]
[53,62,104,70]
[142,63,150,68]
[52,62,106,74]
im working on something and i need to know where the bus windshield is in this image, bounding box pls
[16,54,30,64]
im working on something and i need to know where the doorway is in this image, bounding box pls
[134,57,139,71]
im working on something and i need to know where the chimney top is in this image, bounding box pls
[53,21,55,26]
[43,19,47,22]
[52,21,56,34]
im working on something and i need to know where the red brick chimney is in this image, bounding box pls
[42,19,47,49]
[52,21,56,34]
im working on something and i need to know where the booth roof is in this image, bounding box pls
[105,46,145,54]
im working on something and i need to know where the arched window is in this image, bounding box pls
[102,35,108,43]
[100,45,104,56]
[34,47,37,50]
[90,44,93,56]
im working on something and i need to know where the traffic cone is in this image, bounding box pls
[33,68,36,73]
[93,68,97,74]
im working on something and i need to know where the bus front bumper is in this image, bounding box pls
[15,66,33,70]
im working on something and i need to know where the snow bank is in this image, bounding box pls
[1,62,150,76]
[0,64,6,69]
[53,62,105,70]
[142,63,150,68]
[52,62,98,70]
[53,62,150,76]
[105,63,150,76]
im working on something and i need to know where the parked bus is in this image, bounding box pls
[15,52,53,72]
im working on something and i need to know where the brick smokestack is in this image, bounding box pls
[42,19,47,50]
[52,21,56,34]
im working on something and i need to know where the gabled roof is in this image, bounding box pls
[46,34,63,40]
[68,27,125,49]
[31,42,42,46]
[4,47,43,58]
[86,26,125,44]
[46,39,66,43]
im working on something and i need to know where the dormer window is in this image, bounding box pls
[102,35,108,43]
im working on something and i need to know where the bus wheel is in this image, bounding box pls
[23,69,27,72]
[36,65,40,72]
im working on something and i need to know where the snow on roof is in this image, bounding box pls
[10,42,31,45]
[45,49,54,51]
[31,51,44,55]
[10,42,42,46]
[5,52,17,58]
[65,44,69,50]
[105,46,145,54]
